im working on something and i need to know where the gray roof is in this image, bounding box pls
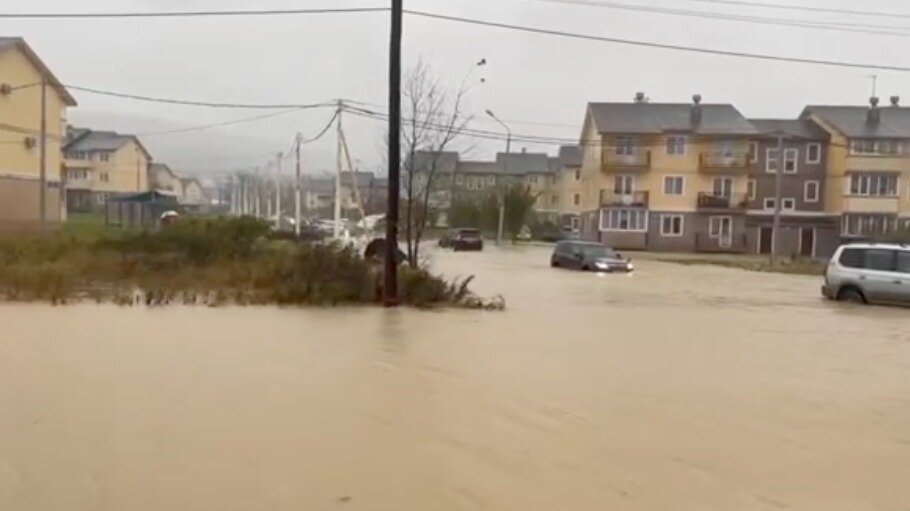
[458,161,500,175]
[748,119,829,140]
[412,151,459,174]
[303,177,334,194]
[802,105,910,138]
[64,127,150,156]
[588,102,757,135]
[558,145,583,167]
[496,152,551,174]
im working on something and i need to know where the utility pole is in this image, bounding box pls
[334,100,344,239]
[135,147,141,192]
[385,0,403,306]
[295,133,302,237]
[486,110,511,245]
[39,78,47,229]
[253,167,261,218]
[275,152,282,227]
[771,133,785,262]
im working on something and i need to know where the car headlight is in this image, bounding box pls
[626,262,634,271]
[595,261,608,269]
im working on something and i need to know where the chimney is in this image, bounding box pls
[867,96,881,124]
[890,95,900,107]
[521,147,527,154]
[690,94,703,126]
[634,91,646,103]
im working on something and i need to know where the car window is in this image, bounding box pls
[838,248,864,268]
[863,249,895,272]
[896,252,910,274]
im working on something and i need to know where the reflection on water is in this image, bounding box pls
[1,245,909,510]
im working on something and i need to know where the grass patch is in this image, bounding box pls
[0,217,501,309]
[658,256,825,276]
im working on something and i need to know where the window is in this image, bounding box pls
[615,136,635,155]
[747,179,756,200]
[851,139,909,156]
[96,193,106,205]
[570,216,581,230]
[574,169,581,181]
[849,173,898,197]
[766,148,798,173]
[749,142,759,163]
[455,174,463,185]
[806,143,821,164]
[782,198,796,211]
[864,249,896,271]
[897,252,910,274]
[573,193,580,206]
[666,136,687,156]
[101,172,110,183]
[660,214,684,237]
[712,177,733,198]
[613,175,634,194]
[663,176,683,195]
[600,208,648,232]
[99,152,110,162]
[804,180,819,202]
[529,175,538,185]
[486,175,495,186]
[763,198,776,210]
[838,248,864,268]
[842,214,898,235]
[551,195,558,206]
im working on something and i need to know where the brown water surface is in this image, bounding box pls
[1,246,908,510]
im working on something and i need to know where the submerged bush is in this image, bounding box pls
[0,217,495,309]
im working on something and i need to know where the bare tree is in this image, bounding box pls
[399,59,473,268]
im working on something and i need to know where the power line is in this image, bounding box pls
[404,10,910,72]
[136,108,316,137]
[66,85,337,109]
[0,7,389,19]
[531,0,910,37]
[670,0,910,20]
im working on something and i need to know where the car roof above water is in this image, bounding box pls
[838,242,910,252]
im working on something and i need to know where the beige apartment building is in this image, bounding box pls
[0,37,76,228]
[63,127,152,212]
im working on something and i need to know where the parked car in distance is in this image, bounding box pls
[551,240,633,272]
[822,243,910,305]
[439,228,484,251]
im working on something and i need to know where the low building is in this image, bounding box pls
[0,37,77,229]
[63,127,152,213]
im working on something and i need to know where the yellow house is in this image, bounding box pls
[0,37,77,228]
[577,96,757,251]
[802,99,910,237]
[63,127,152,212]
[554,145,583,229]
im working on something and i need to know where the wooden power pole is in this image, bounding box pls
[385,0,403,306]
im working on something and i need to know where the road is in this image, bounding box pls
[1,245,908,510]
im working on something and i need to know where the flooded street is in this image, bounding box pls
[1,245,909,510]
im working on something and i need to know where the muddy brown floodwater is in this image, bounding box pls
[1,245,909,510]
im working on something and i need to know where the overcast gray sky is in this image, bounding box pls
[6,0,910,176]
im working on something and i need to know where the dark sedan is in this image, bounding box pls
[439,228,484,252]
[551,241,633,272]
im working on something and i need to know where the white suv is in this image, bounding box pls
[822,243,910,305]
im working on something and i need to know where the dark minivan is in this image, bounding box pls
[439,228,484,252]
[551,241,633,272]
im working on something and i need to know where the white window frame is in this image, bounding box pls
[782,198,796,211]
[659,214,684,237]
[574,169,581,181]
[765,148,779,173]
[804,180,820,203]
[708,215,733,238]
[806,143,821,164]
[747,179,756,200]
[784,148,798,174]
[613,174,635,194]
[749,141,759,163]
[666,136,687,156]
[663,175,684,195]
[600,208,649,232]
[573,193,580,206]
[550,194,558,206]
[763,198,776,210]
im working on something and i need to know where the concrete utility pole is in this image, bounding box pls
[39,78,47,229]
[295,133,302,237]
[771,133,785,262]
[385,0,403,306]
[486,109,511,246]
[275,152,282,226]
[253,167,261,218]
[334,100,344,239]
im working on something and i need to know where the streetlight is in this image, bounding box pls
[485,109,511,154]
[485,110,513,246]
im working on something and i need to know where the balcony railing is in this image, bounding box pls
[696,192,748,210]
[602,149,651,171]
[600,190,649,207]
[698,152,749,172]
[695,232,748,253]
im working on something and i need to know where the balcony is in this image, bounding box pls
[695,232,748,253]
[698,152,749,173]
[602,149,651,172]
[600,190,649,207]
[842,195,900,214]
[696,192,748,211]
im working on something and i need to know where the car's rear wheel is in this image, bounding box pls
[551,258,559,268]
[837,287,866,304]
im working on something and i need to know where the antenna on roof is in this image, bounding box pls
[869,74,878,98]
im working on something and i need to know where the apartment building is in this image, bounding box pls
[801,98,910,240]
[63,127,152,213]
[554,145,584,230]
[746,119,840,258]
[577,96,758,251]
[0,37,76,228]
